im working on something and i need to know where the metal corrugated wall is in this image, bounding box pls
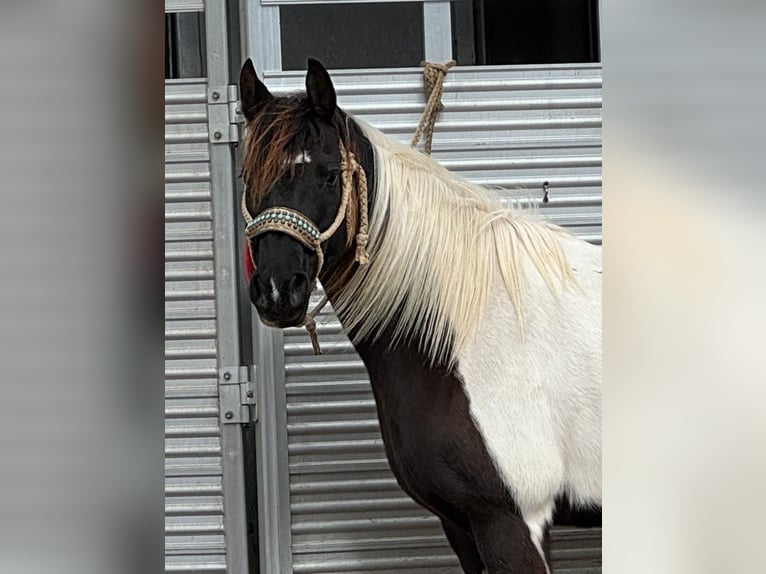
[166,0,252,567]
[165,0,250,571]
[165,76,227,573]
[261,65,602,573]
[166,0,206,12]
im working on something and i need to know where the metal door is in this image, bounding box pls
[165,1,249,573]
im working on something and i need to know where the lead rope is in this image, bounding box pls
[410,60,456,156]
[299,145,370,354]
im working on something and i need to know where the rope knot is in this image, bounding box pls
[425,61,455,75]
[304,315,321,355]
[411,60,456,156]
[355,233,370,265]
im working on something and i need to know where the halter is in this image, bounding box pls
[241,142,370,353]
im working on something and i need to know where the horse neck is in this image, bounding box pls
[319,126,442,369]
[327,291,437,377]
[321,271,447,379]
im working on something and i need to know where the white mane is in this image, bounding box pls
[332,121,577,365]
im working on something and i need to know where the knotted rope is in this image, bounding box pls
[410,60,456,156]
[303,145,370,354]
[301,295,327,355]
[340,147,370,265]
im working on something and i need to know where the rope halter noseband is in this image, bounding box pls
[241,142,370,354]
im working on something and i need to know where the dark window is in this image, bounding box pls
[280,3,424,71]
[453,0,600,66]
[165,12,206,79]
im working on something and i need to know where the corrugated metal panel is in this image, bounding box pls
[165,78,226,572]
[265,65,602,572]
[166,0,205,13]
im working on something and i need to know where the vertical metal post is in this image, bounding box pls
[206,0,250,572]
[252,322,293,574]
[241,3,293,571]
[423,1,453,62]
[595,0,602,61]
[243,0,282,75]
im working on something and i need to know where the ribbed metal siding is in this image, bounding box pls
[267,65,602,572]
[166,0,205,13]
[165,79,226,574]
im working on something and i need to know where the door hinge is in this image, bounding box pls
[208,84,243,144]
[219,365,257,424]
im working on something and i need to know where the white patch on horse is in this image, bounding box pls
[270,278,280,304]
[334,123,581,366]
[456,233,602,520]
[294,151,311,164]
[282,152,312,167]
[524,505,554,574]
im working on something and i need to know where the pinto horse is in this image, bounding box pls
[239,58,601,574]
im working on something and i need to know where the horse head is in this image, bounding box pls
[239,58,371,328]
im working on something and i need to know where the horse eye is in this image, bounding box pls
[324,171,339,187]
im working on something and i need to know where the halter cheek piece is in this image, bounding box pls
[241,142,370,354]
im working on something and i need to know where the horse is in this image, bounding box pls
[238,58,602,574]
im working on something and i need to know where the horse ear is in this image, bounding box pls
[305,58,336,121]
[239,58,272,120]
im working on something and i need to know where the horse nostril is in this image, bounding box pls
[250,273,271,307]
[288,273,310,307]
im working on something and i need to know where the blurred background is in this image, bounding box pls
[602,2,766,572]
[0,0,764,573]
[0,1,160,573]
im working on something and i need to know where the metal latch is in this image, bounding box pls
[208,84,242,144]
[219,365,257,424]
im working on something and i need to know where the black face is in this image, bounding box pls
[240,59,349,328]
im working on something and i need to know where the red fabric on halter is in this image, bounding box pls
[243,238,255,283]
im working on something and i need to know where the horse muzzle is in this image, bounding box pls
[250,270,311,328]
